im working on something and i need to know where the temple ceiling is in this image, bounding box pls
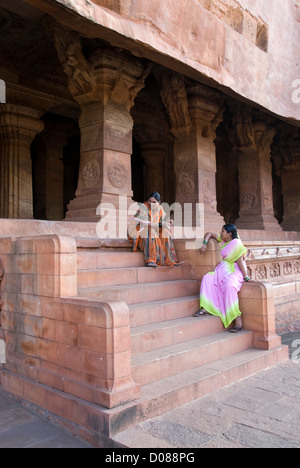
[0,1,79,119]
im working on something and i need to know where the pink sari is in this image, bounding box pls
[200,238,247,328]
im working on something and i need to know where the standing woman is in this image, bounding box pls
[194,224,250,332]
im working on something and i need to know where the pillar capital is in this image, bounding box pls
[90,47,152,112]
[0,104,44,139]
[187,84,222,116]
[48,18,152,112]
[185,85,224,145]
[253,120,276,153]
[230,103,276,153]
[5,81,74,117]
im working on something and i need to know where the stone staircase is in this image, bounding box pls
[76,245,288,439]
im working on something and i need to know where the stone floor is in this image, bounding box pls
[280,331,300,360]
[114,359,300,448]
[0,332,299,448]
[0,387,92,448]
[113,332,300,449]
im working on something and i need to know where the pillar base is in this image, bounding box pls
[66,193,134,242]
[203,209,225,234]
[236,213,282,231]
[281,217,300,231]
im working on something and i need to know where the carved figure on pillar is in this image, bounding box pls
[230,103,281,231]
[159,72,192,135]
[232,102,255,148]
[45,18,97,105]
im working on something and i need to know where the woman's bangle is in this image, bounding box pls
[244,275,250,282]
[203,240,208,245]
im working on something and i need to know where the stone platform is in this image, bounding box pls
[0,333,298,448]
[0,230,293,447]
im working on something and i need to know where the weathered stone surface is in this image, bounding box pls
[46,0,300,124]
[0,0,299,448]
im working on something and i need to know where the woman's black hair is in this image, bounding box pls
[223,224,239,240]
[148,191,161,203]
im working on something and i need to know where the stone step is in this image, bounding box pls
[110,345,288,438]
[130,315,224,354]
[132,330,254,385]
[77,264,189,289]
[78,279,199,304]
[129,295,200,328]
[76,238,132,249]
[77,250,144,270]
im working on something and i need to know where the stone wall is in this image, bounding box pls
[245,242,300,333]
[0,234,139,444]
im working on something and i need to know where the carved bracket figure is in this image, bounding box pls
[44,17,98,105]
[154,67,192,136]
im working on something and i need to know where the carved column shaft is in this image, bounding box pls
[280,137,300,230]
[34,125,67,220]
[0,104,43,218]
[140,142,166,201]
[236,120,281,231]
[66,96,136,221]
[76,100,133,193]
[171,84,224,232]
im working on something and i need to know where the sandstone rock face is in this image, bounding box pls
[58,0,299,125]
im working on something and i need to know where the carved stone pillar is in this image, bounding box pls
[0,104,44,218]
[281,160,300,231]
[73,50,150,219]
[187,86,225,232]
[234,113,281,231]
[33,123,67,220]
[48,21,151,223]
[167,81,224,233]
[140,142,166,201]
[66,98,135,221]
[274,130,300,231]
